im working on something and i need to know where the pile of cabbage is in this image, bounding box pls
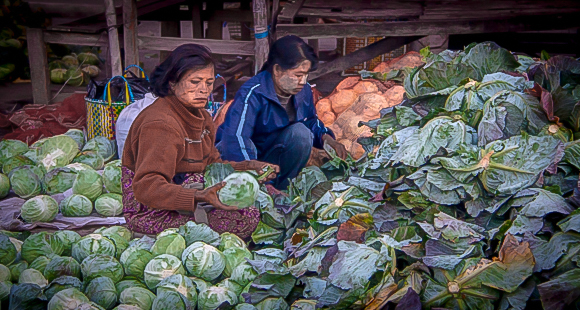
[0,130,124,221]
[49,52,101,86]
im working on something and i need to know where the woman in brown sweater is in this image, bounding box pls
[122,44,277,238]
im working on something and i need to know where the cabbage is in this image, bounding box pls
[197,286,238,310]
[77,302,107,310]
[0,280,12,301]
[9,262,28,283]
[62,55,79,68]
[113,305,142,310]
[188,276,209,294]
[218,172,260,209]
[155,274,197,305]
[54,230,81,256]
[44,276,84,300]
[95,226,132,242]
[103,160,122,194]
[119,286,156,310]
[151,229,186,258]
[44,256,81,282]
[29,255,54,273]
[85,276,118,309]
[83,137,116,162]
[0,173,9,198]
[0,264,9,281]
[2,154,34,174]
[116,278,147,296]
[152,290,192,310]
[47,288,90,310]
[66,68,85,86]
[98,231,129,260]
[73,151,105,170]
[64,129,85,149]
[219,233,247,251]
[21,195,59,223]
[256,297,289,310]
[73,169,103,201]
[94,193,123,216]
[44,166,80,194]
[217,278,243,296]
[27,135,79,171]
[119,244,152,280]
[60,194,93,217]
[9,166,43,199]
[223,246,252,277]
[81,254,124,284]
[144,254,185,290]
[21,232,64,263]
[77,53,100,66]
[49,60,67,70]
[230,263,258,288]
[18,268,48,287]
[51,68,68,84]
[178,221,220,247]
[0,139,28,165]
[72,234,116,263]
[182,242,225,281]
[0,234,18,265]
[82,65,100,78]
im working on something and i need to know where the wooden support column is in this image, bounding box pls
[123,0,139,72]
[104,0,122,76]
[26,28,50,105]
[270,0,280,40]
[309,36,423,80]
[307,18,319,56]
[191,2,203,38]
[253,0,269,74]
[160,21,180,62]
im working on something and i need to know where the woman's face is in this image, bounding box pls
[273,60,311,96]
[171,65,215,109]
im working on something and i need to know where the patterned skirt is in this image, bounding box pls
[121,166,260,239]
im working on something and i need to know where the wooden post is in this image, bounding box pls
[253,0,269,74]
[307,18,319,56]
[271,0,280,40]
[123,0,139,73]
[191,2,203,38]
[26,28,50,105]
[104,0,122,76]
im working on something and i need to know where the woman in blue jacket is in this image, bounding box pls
[217,35,347,190]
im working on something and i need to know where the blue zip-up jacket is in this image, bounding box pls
[216,70,334,161]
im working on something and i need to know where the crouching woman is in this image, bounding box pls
[121,44,277,238]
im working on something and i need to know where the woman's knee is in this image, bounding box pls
[287,123,313,150]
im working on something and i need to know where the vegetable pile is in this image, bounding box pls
[1,42,579,310]
[0,129,123,222]
[49,52,101,86]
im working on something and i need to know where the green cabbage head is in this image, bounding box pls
[72,234,116,263]
[151,229,186,258]
[72,169,103,201]
[152,290,192,310]
[155,274,197,306]
[60,194,93,217]
[54,230,81,256]
[80,254,124,284]
[27,135,79,171]
[44,276,83,301]
[47,288,89,310]
[0,139,29,165]
[119,286,156,310]
[73,151,105,170]
[18,268,48,287]
[0,234,19,265]
[85,276,118,309]
[44,256,81,282]
[0,173,9,198]
[2,155,34,174]
[182,242,225,281]
[94,193,123,216]
[83,137,116,162]
[218,172,259,209]
[64,129,85,149]
[103,160,122,194]
[198,286,238,310]
[21,195,59,223]
[9,166,43,199]
[144,254,185,290]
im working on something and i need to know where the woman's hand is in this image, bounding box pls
[247,160,280,182]
[195,182,238,211]
[323,135,348,160]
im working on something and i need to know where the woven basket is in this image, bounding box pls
[85,75,134,140]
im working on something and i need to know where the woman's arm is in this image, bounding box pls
[131,121,199,211]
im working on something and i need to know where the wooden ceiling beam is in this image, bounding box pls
[278,0,306,23]
[277,15,580,39]
[137,36,255,56]
[297,8,422,19]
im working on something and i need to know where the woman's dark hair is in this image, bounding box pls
[150,44,214,97]
[260,35,318,73]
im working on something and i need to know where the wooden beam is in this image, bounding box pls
[44,31,108,46]
[309,36,422,80]
[137,36,255,55]
[212,10,254,23]
[253,0,269,73]
[271,0,280,39]
[104,0,122,76]
[297,8,422,19]
[277,15,580,39]
[123,0,139,70]
[278,0,306,23]
[26,28,51,105]
[190,2,202,38]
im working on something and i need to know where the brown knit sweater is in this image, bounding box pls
[122,95,249,212]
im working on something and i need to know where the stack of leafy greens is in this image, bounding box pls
[0,130,124,222]
[0,42,579,310]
